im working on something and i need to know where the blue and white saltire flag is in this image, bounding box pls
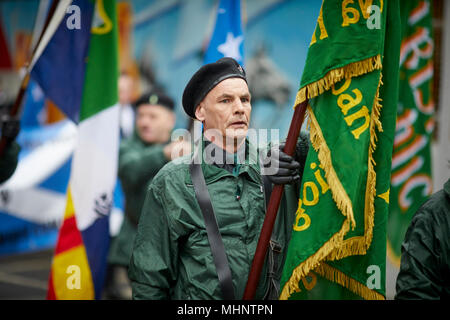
[204,0,244,66]
[197,0,244,134]
[0,119,76,256]
[30,0,120,299]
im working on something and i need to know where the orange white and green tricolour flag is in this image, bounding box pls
[30,0,119,299]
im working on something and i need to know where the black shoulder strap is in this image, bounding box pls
[189,160,235,300]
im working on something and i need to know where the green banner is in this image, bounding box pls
[80,0,119,121]
[280,0,400,300]
[387,0,434,266]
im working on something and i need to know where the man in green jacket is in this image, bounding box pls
[395,177,450,299]
[128,58,309,300]
[105,91,190,299]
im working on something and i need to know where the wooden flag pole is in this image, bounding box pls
[0,0,59,157]
[243,91,309,300]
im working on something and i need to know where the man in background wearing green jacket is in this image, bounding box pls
[128,57,309,300]
[104,91,190,299]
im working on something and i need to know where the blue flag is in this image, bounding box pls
[204,0,244,65]
[30,0,95,123]
[20,80,46,127]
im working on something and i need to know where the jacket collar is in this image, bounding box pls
[186,135,261,185]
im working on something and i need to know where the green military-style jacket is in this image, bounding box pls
[395,178,450,300]
[108,133,169,267]
[128,135,308,300]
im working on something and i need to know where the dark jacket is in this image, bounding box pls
[128,134,309,300]
[0,141,20,184]
[395,178,450,299]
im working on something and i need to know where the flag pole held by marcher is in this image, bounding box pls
[243,90,309,300]
[0,0,60,156]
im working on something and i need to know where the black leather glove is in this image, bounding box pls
[263,143,301,185]
[1,114,20,143]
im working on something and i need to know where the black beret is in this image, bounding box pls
[134,91,175,111]
[182,57,247,119]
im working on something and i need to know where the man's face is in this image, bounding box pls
[136,104,175,144]
[118,75,134,105]
[195,78,251,144]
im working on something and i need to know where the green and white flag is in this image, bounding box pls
[387,0,434,266]
[34,0,121,299]
[280,0,400,300]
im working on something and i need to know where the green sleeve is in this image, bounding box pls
[0,141,20,184]
[128,184,179,300]
[118,144,168,188]
[395,203,443,300]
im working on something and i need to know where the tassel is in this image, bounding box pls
[314,263,385,300]
[294,55,382,109]
[280,69,385,300]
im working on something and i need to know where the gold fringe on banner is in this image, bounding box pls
[327,73,384,260]
[308,107,356,228]
[279,106,355,300]
[314,263,385,300]
[362,73,384,250]
[279,218,351,300]
[294,55,382,108]
[279,70,385,300]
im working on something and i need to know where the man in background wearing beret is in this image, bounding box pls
[128,58,309,300]
[105,91,190,299]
